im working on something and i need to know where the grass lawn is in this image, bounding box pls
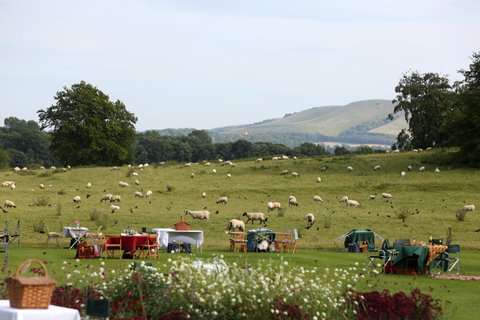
[2,246,479,320]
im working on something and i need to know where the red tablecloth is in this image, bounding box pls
[121,235,149,254]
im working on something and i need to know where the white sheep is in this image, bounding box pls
[191,173,195,178]
[267,201,282,212]
[407,165,413,171]
[400,171,406,178]
[255,158,263,163]
[226,173,232,178]
[435,167,440,172]
[313,195,324,202]
[419,166,426,172]
[216,196,228,204]
[291,171,300,177]
[316,176,322,183]
[369,194,376,200]
[86,182,92,189]
[382,193,393,200]
[134,191,144,198]
[339,196,349,203]
[373,165,381,171]
[212,169,217,174]
[135,179,140,185]
[280,169,289,175]
[145,190,153,198]
[39,183,45,190]
[228,219,245,232]
[100,194,113,202]
[463,204,475,211]
[4,200,16,208]
[185,210,210,220]
[110,204,120,213]
[132,172,139,177]
[73,195,82,203]
[13,167,21,172]
[10,183,16,190]
[288,197,299,206]
[320,166,328,172]
[2,181,15,188]
[346,199,360,208]
[347,166,353,171]
[305,213,315,229]
[243,212,267,225]
[118,181,130,187]
[201,192,207,198]
[110,195,121,202]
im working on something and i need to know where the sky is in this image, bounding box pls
[0,0,479,132]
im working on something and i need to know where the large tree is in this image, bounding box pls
[389,71,453,149]
[446,51,480,165]
[38,81,137,166]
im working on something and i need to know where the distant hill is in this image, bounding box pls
[210,99,407,148]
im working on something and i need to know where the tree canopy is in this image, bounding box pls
[38,81,137,166]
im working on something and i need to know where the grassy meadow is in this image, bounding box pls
[1,150,480,319]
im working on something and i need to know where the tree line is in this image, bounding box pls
[1,51,479,168]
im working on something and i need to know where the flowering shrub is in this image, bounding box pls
[353,288,443,320]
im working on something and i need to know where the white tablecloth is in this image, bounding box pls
[152,229,204,252]
[0,300,81,320]
[63,227,89,238]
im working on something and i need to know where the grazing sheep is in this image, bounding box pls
[226,173,232,178]
[419,166,426,172]
[369,194,376,200]
[4,200,16,208]
[243,212,267,225]
[339,196,349,203]
[305,213,315,229]
[382,193,393,200]
[86,182,92,189]
[400,171,406,178]
[320,166,328,172]
[347,166,353,171]
[13,167,21,172]
[145,190,153,198]
[204,162,211,166]
[132,172,139,177]
[191,173,195,178]
[435,167,440,172]
[10,183,16,190]
[135,179,140,185]
[267,201,282,212]
[73,195,82,203]
[228,219,245,232]
[407,165,413,171]
[281,155,289,160]
[39,183,45,190]
[313,195,324,202]
[316,176,322,183]
[216,196,228,204]
[373,165,381,171]
[118,181,129,188]
[255,158,263,163]
[280,169,289,175]
[201,192,207,198]
[100,194,113,202]
[463,204,475,211]
[110,195,121,202]
[291,171,300,177]
[50,166,57,170]
[346,199,360,208]
[212,169,217,174]
[2,181,15,188]
[288,197,299,206]
[134,191,144,198]
[185,210,210,220]
[110,204,120,213]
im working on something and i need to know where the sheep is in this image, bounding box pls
[85,182,91,189]
[110,204,120,213]
[281,155,289,160]
[4,200,16,208]
[185,210,210,220]
[291,171,300,178]
[288,197,299,206]
[132,172,139,177]
[110,195,121,202]
[346,199,360,208]
[462,204,475,211]
[201,192,207,198]
[280,169,289,175]
[100,194,113,202]
[320,166,328,172]
[400,171,406,178]
[73,195,82,203]
[316,176,322,183]
[39,183,45,190]
[339,196,349,203]
[267,201,282,212]
[369,194,376,200]
[50,166,56,170]
[373,165,381,171]
[255,158,263,163]
[135,179,140,185]
[226,173,232,178]
[2,181,15,188]
[145,190,153,198]
[435,167,440,172]
[313,195,324,202]
[419,166,426,172]
[228,219,245,232]
[347,166,353,171]
[243,212,267,225]
[134,191,144,198]
[118,181,129,187]
[204,162,211,166]
[13,167,21,172]
[382,193,393,200]
[216,196,228,204]
[212,169,217,174]
[407,165,413,171]
[191,173,195,178]
[305,213,315,229]
[10,183,16,190]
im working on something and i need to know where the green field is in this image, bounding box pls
[1,150,479,318]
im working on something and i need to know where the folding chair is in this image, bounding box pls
[0,223,8,263]
[287,229,298,253]
[274,232,290,253]
[446,244,460,274]
[229,232,247,253]
[366,239,395,273]
[104,235,122,258]
[45,225,63,248]
[8,220,20,248]
[85,298,110,319]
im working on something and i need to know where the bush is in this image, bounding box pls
[456,209,466,221]
[33,220,46,233]
[33,196,51,206]
[166,185,175,192]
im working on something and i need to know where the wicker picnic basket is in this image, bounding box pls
[5,259,57,309]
